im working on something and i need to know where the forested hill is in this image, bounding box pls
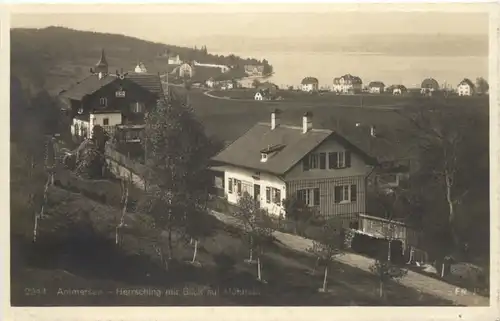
[11,26,272,94]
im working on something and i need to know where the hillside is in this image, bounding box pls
[10,26,273,94]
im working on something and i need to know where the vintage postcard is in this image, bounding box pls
[2,2,499,321]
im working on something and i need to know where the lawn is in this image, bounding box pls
[188,89,488,144]
[11,186,453,306]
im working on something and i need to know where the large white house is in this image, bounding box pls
[333,74,363,94]
[211,110,376,225]
[457,78,475,96]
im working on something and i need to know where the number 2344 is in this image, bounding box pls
[24,288,47,296]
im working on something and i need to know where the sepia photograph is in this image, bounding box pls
[5,3,496,313]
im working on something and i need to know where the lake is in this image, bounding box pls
[212,51,488,90]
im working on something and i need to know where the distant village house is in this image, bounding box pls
[368,81,385,94]
[333,74,363,94]
[244,64,265,76]
[420,78,440,96]
[457,78,475,96]
[134,62,148,73]
[301,77,319,92]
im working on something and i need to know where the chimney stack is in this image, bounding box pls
[303,112,313,134]
[370,125,376,137]
[271,109,281,130]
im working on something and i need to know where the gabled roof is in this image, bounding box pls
[334,74,363,84]
[301,77,319,85]
[59,74,116,100]
[458,78,475,88]
[59,73,164,100]
[211,122,376,175]
[421,78,439,89]
[368,81,385,88]
[126,72,163,95]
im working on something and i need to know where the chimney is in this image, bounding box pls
[302,112,313,134]
[370,125,376,137]
[271,109,281,130]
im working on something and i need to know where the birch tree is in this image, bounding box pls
[307,219,345,292]
[141,91,217,261]
[235,192,275,283]
[395,104,488,271]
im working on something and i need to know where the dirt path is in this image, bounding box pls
[209,210,490,307]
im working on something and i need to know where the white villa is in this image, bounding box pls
[333,74,363,94]
[134,62,148,73]
[211,109,376,224]
[457,78,475,96]
[301,77,319,92]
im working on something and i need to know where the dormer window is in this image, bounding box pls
[261,153,268,162]
[260,144,286,163]
[99,98,107,107]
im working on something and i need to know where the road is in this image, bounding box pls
[209,209,490,307]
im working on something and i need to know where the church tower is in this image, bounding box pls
[94,48,109,76]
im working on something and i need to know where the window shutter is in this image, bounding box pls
[228,178,233,193]
[314,188,320,206]
[297,190,305,202]
[331,152,339,169]
[266,187,271,203]
[345,151,352,168]
[302,156,310,171]
[319,153,326,169]
[328,152,335,169]
[351,184,357,202]
[275,189,281,205]
[334,186,341,204]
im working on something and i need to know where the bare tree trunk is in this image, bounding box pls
[312,257,320,275]
[445,172,460,248]
[322,266,328,292]
[387,239,392,263]
[116,177,129,246]
[441,263,445,278]
[257,256,262,281]
[192,240,198,263]
[379,280,384,298]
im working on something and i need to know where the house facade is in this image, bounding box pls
[368,81,385,94]
[211,110,376,225]
[457,78,475,96]
[178,62,194,78]
[244,65,265,76]
[301,77,319,92]
[333,74,363,94]
[134,62,148,73]
[388,85,407,95]
[168,54,183,65]
[59,50,164,144]
[420,78,440,96]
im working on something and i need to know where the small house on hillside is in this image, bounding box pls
[178,62,194,79]
[210,109,377,225]
[301,77,319,92]
[457,78,475,96]
[333,74,363,94]
[254,82,278,100]
[420,78,440,96]
[168,54,182,65]
[134,62,148,73]
[368,81,385,94]
[244,64,265,76]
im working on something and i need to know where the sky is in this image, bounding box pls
[10,7,489,48]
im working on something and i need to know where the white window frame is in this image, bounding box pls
[338,185,354,204]
[298,188,320,207]
[99,98,107,107]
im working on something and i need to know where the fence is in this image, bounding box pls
[104,145,159,192]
